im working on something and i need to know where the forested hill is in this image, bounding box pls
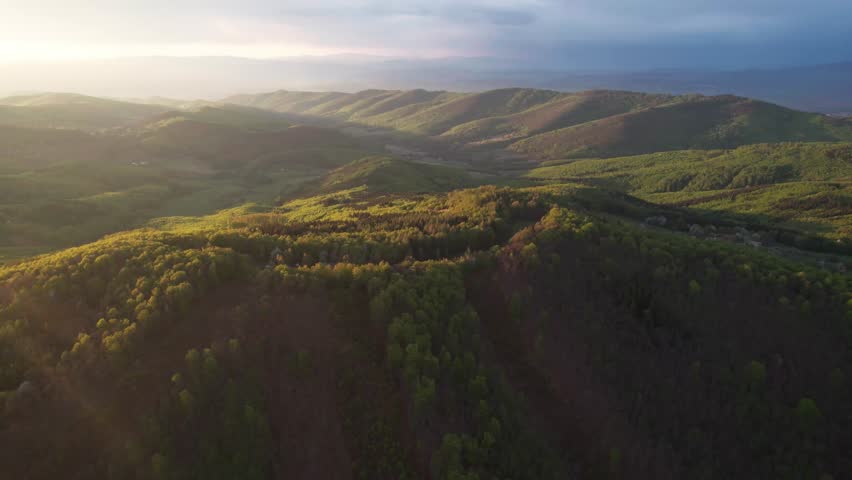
[1,89,852,479]
[2,183,851,479]
[527,143,852,245]
[225,88,852,159]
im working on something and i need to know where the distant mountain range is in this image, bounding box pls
[1,56,851,113]
[536,63,852,115]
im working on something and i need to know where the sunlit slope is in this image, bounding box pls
[224,90,349,113]
[140,105,291,130]
[303,89,395,116]
[441,90,672,144]
[228,88,852,158]
[528,142,852,241]
[227,88,569,135]
[528,143,852,192]
[511,95,852,159]
[377,88,566,135]
[348,88,449,118]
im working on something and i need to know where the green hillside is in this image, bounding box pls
[379,88,566,135]
[441,90,671,144]
[528,142,852,242]
[0,92,113,106]
[0,114,375,254]
[648,182,852,242]
[0,125,120,173]
[308,156,473,194]
[140,105,291,131]
[0,93,169,130]
[125,96,222,110]
[224,90,349,113]
[2,90,852,480]
[227,89,852,159]
[2,183,851,479]
[0,94,290,133]
[528,143,852,192]
[134,117,366,169]
[349,88,448,118]
[511,95,852,159]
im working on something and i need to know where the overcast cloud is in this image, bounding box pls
[1,0,850,67]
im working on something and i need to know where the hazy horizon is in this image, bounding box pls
[2,55,852,114]
[3,1,852,109]
[3,1,852,67]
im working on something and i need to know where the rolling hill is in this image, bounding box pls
[227,88,852,160]
[0,110,376,254]
[139,105,292,131]
[137,120,366,170]
[0,124,121,172]
[510,95,852,159]
[306,156,473,195]
[2,89,852,480]
[528,142,852,244]
[0,94,292,134]
[0,93,169,130]
[2,182,851,480]
[441,90,671,144]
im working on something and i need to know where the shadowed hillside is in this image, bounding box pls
[0,125,122,172]
[0,111,376,255]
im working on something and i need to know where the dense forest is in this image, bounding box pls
[1,89,851,479]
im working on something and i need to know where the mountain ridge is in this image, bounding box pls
[5,57,852,112]
[225,88,852,160]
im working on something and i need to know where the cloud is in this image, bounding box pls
[459,7,537,26]
[0,0,850,67]
[257,2,536,26]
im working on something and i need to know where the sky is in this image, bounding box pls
[1,0,851,69]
